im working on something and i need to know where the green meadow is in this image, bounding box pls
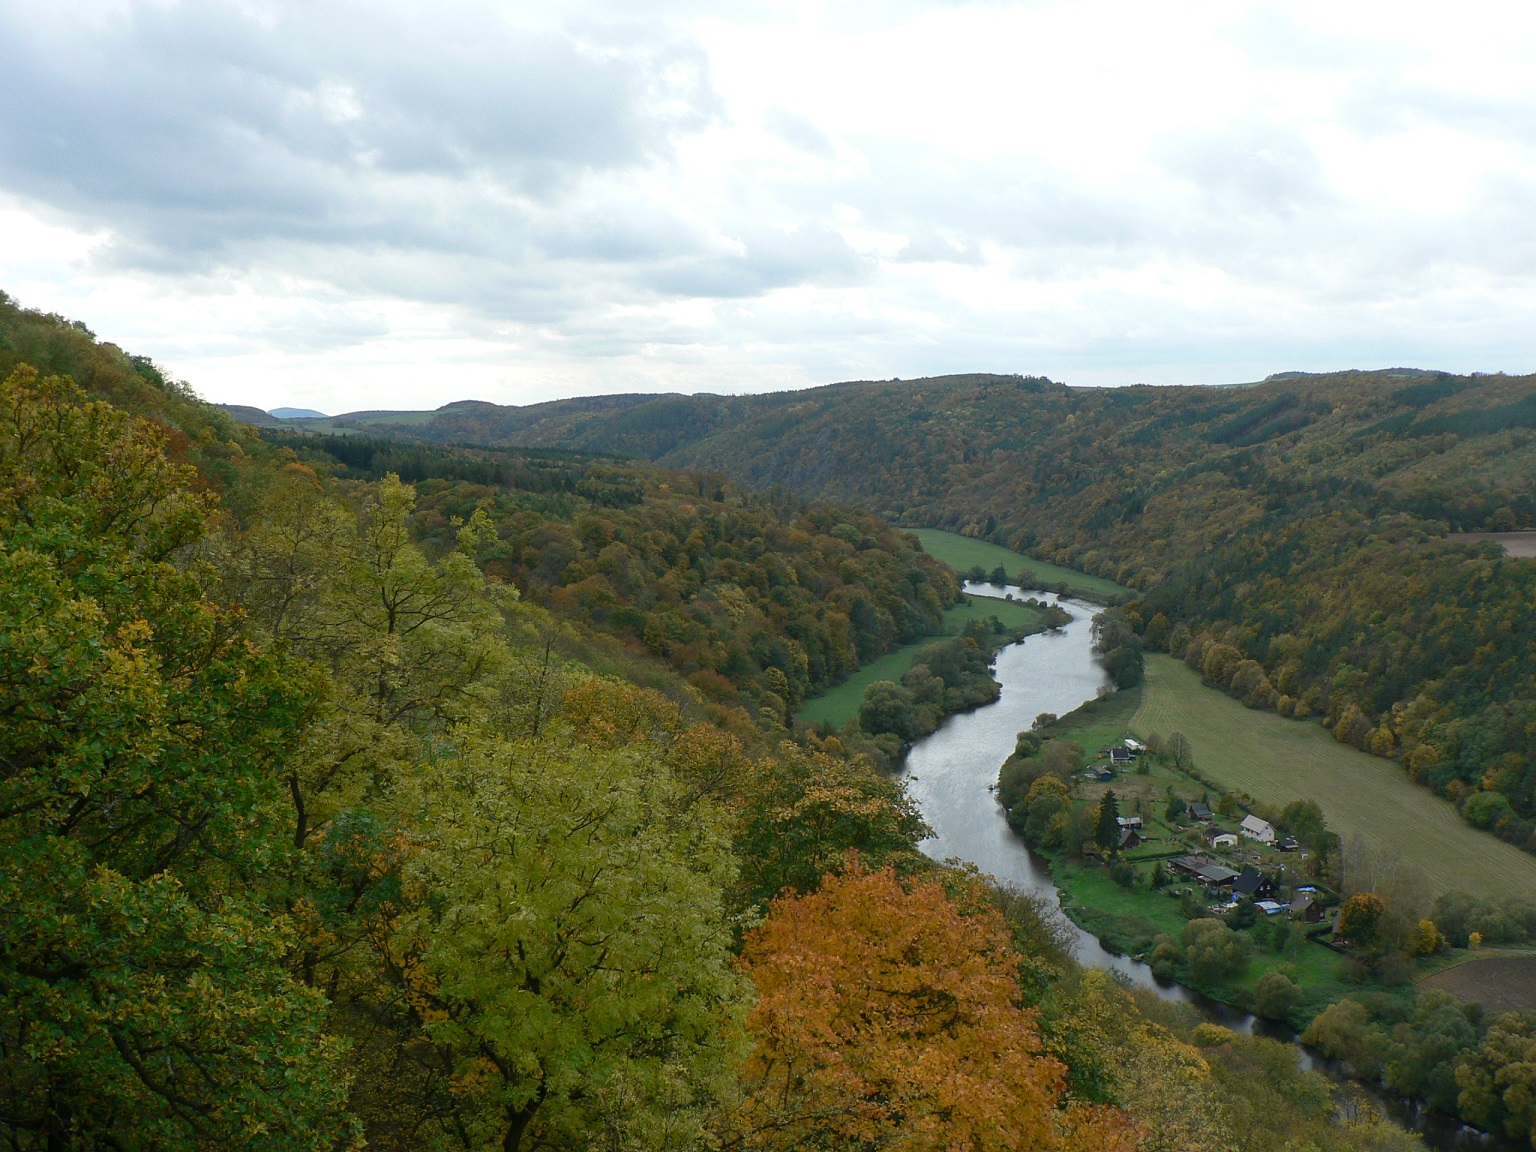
[1132,655,1536,900]
[796,596,1047,727]
[908,528,1126,599]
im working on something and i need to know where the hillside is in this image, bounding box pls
[244,368,1536,861]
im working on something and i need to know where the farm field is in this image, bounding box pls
[1132,655,1536,900]
[908,529,1126,599]
[796,596,1046,727]
[1420,953,1536,1013]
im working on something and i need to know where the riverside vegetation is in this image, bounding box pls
[0,296,1445,1151]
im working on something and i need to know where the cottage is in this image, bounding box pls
[1109,747,1133,767]
[1118,827,1144,851]
[1204,828,1239,850]
[1116,815,1143,830]
[1240,814,1276,844]
[1277,836,1300,852]
[1088,765,1114,782]
[1232,867,1279,900]
[1289,891,1324,923]
[1190,803,1214,823]
[1168,855,1209,879]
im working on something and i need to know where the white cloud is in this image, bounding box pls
[2,0,1536,412]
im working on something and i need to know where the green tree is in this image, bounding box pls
[0,367,355,1150]
[1253,972,1302,1022]
[1095,790,1122,850]
[351,726,748,1151]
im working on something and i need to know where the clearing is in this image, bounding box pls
[797,596,1046,727]
[908,529,1126,599]
[1132,655,1536,900]
[1420,954,1536,1013]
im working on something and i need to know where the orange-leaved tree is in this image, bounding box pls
[727,862,1139,1152]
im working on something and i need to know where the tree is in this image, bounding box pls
[1181,919,1250,985]
[0,367,355,1150]
[730,864,1138,1152]
[350,726,748,1151]
[1167,731,1193,768]
[990,563,1010,584]
[1095,790,1122,850]
[1253,972,1303,1022]
[1338,893,1387,950]
[1456,1011,1536,1145]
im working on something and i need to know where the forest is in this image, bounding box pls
[0,296,1454,1150]
[298,369,1536,861]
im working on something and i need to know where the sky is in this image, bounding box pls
[3,1,1536,414]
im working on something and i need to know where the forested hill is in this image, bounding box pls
[297,367,1536,859]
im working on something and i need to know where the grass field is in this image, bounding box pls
[908,529,1126,599]
[1132,655,1536,900]
[796,597,1047,727]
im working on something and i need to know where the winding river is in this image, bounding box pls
[895,587,1508,1151]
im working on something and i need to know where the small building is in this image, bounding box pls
[1255,900,1287,916]
[1124,738,1146,755]
[1289,892,1324,923]
[1109,747,1133,767]
[1240,815,1276,844]
[1116,815,1143,830]
[1168,855,1209,879]
[1190,803,1214,823]
[1118,827,1144,851]
[1204,828,1239,849]
[1277,836,1300,852]
[1088,765,1114,782]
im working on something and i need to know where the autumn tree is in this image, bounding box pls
[0,367,355,1150]
[729,864,1137,1152]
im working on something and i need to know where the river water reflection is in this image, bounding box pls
[895,588,1507,1150]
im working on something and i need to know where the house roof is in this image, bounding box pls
[1195,864,1240,885]
[1233,867,1263,896]
[1241,814,1274,835]
[1191,803,1213,819]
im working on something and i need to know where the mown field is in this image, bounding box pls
[908,529,1126,599]
[1132,655,1536,899]
[796,596,1046,727]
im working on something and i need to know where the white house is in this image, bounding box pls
[1240,814,1276,844]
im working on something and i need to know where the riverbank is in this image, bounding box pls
[908,528,1127,603]
[797,595,1051,727]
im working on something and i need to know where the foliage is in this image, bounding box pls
[729,863,1139,1152]
[0,368,356,1150]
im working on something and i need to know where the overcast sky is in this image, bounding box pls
[3,1,1536,413]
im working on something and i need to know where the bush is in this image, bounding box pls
[1254,971,1303,1022]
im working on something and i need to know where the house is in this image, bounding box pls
[1204,828,1239,849]
[1240,815,1276,844]
[1118,827,1144,851]
[1109,747,1133,767]
[1232,867,1279,900]
[1289,891,1324,923]
[1088,765,1114,782]
[1190,803,1214,823]
[1116,815,1143,830]
[1277,836,1300,852]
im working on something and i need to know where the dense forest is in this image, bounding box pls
[0,295,1448,1150]
[295,370,1536,858]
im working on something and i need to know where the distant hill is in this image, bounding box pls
[270,406,328,419]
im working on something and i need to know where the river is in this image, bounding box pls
[895,587,1508,1151]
